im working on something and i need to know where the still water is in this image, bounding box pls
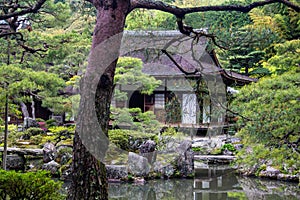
[108,165,299,200]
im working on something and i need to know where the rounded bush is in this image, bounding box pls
[0,170,64,200]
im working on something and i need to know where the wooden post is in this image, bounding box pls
[2,38,10,170]
[2,92,8,170]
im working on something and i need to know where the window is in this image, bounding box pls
[155,94,165,109]
[145,95,154,104]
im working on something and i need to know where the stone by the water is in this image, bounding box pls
[43,141,57,163]
[128,152,150,177]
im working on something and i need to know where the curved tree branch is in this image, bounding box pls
[130,0,300,17]
[130,0,300,47]
[176,18,228,49]
[0,0,47,20]
[0,31,24,40]
[161,49,199,75]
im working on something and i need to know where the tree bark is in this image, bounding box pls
[31,95,36,120]
[20,101,29,118]
[67,1,130,199]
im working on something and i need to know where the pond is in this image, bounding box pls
[108,164,300,200]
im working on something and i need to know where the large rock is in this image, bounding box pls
[259,166,280,178]
[56,146,72,165]
[128,152,150,177]
[60,164,72,181]
[6,154,25,171]
[140,151,157,166]
[153,161,175,178]
[177,140,191,155]
[175,140,194,177]
[106,165,128,180]
[139,140,157,165]
[42,160,60,175]
[277,173,299,182]
[192,137,223,154]
[163,137,181,153]
[139,140,156,153]
[43,141,57,163]
[161,164,175,178]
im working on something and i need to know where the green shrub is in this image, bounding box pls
[48,126,74,145]
[110,107,161,134]
[40,135,57,144]
[26,127,44,136]
[221,143,236,152]
[192,146,203,152]
[109,129,158,152]
[1,124,19,141]
[7,132,25,146]
[48,126,75,135]
[30,135,43,145]
[46,119,57,128]
[162,127,178,136]
[0,170,65,200]
[35,118,45,122]
[1,125,25,146]
[109,129,129,150]
[0,124,18,134]
[210,148,222,155]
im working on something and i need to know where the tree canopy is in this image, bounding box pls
[231,69,300,174]
[0,64,65,116]
[114,57,161,97]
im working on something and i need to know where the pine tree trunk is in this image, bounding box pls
[67,1,130,199]
[20,101,29,118]
[31,95,36,119]
[67,132,108,199]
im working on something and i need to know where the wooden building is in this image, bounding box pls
[112,30,256,129]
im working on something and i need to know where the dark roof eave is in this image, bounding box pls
[222,70,258,85]
[210,50,257,85]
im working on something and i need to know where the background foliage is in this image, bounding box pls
[231,69,300,174]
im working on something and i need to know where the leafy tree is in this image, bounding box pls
[126,10,176,30]
[0,64,65,117]
[231,69,300,174]
[111,57,162,145]
[114,57,161,99]
[110,107,161,134]
[225,28,268,76]
[226,1,300,76]
[0,1,92,121]
[258,1,300,40]
[262,39,300,75]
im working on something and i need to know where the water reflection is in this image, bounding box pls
[194,164,243,199]
[109,179,193,200]
[108,165,300,200]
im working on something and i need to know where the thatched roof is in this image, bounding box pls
[122,30,257,86]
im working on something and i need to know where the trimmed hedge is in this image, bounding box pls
[0,170,64,200]
[109,129,158,152]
